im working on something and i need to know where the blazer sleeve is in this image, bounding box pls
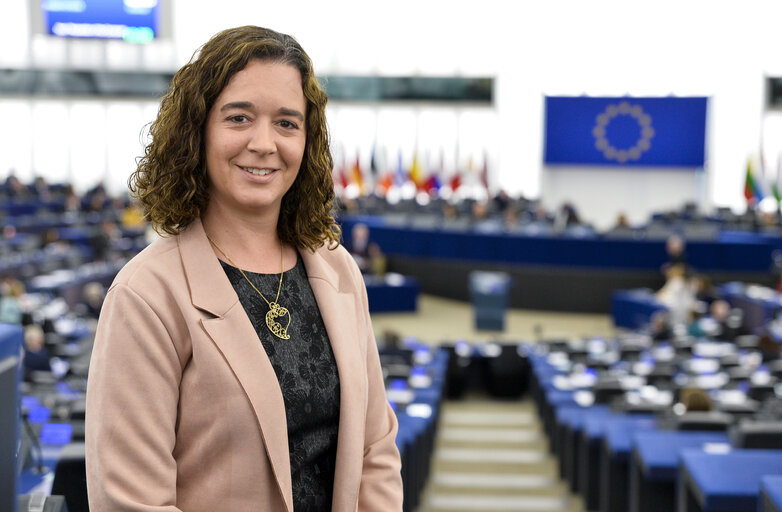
[352,263,404,511]
[85,283,185,512]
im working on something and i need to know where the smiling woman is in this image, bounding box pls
[85,26,403,512]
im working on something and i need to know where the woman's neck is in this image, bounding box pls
[201,205,296,273]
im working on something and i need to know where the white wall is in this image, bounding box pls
[1,0,781,227]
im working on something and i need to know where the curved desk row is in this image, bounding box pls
[340,215,777,313]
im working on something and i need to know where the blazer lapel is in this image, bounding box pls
[301,248,367,512]
[177,218,293,512]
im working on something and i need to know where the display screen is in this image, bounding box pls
[41,0,160,43]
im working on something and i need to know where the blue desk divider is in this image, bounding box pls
[39,424,74,447]
[760,475,782,512]
[27,406,51,425]
[629,430,730,512]
[601,415,657,512]
[679,449,782,512]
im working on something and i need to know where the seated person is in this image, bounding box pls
[74,281,105,320]
[648,310,673,341]
[23,324,51,373]
[680,386,712,412]
[690,299,746,341]
[347,223,385,276]
[0,277,24,324]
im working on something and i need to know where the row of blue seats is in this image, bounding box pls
[529,347,782,512]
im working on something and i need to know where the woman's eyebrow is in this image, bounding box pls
[278,107,305,121]
[219,101,254,112]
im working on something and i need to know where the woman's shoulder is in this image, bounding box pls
[312,242,356,271]
[110,234,183,294]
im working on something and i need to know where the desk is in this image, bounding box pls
[364,274,419,313]
[678,449,782,512]
[761,475,782,512]
[719,283,782,333]
[340,215,775,313]
[630,430,730,512]
[611,289,668,330]
[599,416,657,512]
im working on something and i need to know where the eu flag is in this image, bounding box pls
[544,96,708,168]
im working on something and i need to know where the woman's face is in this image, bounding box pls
[204,59,307,220]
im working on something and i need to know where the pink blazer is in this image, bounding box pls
[85,218,403,511]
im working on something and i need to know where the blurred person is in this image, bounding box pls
[663,234,689,275]
[0,277,24,324]
[32,176,53,201]
[554,201,581,232]
[349,222,371,272]
[679,387,712,412]
[23,324,50,373]
[493,189,511,213]
[5,174,29,198]
[39,228,71,255]
[690,273,719,307]
[648,310,673,341]
[503,206,521,231]
[757,333,781,362]
[85,190,108,213]
[89,219,122,262]
[614,212,630,229]
[348,223,386,276]
[690,299,744,341]
[471,200,489,221]
[656,264,695,326]
[74,281,105,319]
[442,201,457,220]
[707,299,745,341]
[85,26,402,512]
[367,242,387,276]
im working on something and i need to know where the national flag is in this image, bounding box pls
[378,172,393,196]
[395,150,406,188]
[349,155,363,191]
[369,145,381,193]
[409,151,423,189]
[745,158,765,204]
[334,153,348,189]
[369,145,379,178]
[480,151,489,191]
[425,149,444,193]
[773,153,782,203]
[449,169,462,191]
[544,96,707,167]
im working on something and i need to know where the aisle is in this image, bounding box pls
[415,398,583,512]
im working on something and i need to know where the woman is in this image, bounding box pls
[85,26,403,512]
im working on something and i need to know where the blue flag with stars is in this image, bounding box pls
[544,96,707,168]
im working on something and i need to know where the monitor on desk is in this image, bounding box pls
[0,324,23,512]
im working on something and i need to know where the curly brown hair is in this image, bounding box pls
[130,25,340,250]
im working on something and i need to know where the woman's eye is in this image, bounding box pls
[228,115,248,123]
[279,120,299,129]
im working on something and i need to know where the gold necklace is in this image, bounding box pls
[206,234,291,340]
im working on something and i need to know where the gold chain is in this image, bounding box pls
[206,234,291,340]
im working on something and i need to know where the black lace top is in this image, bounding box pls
[220,254,340,512]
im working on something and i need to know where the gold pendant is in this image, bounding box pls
[265,302,291,340]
